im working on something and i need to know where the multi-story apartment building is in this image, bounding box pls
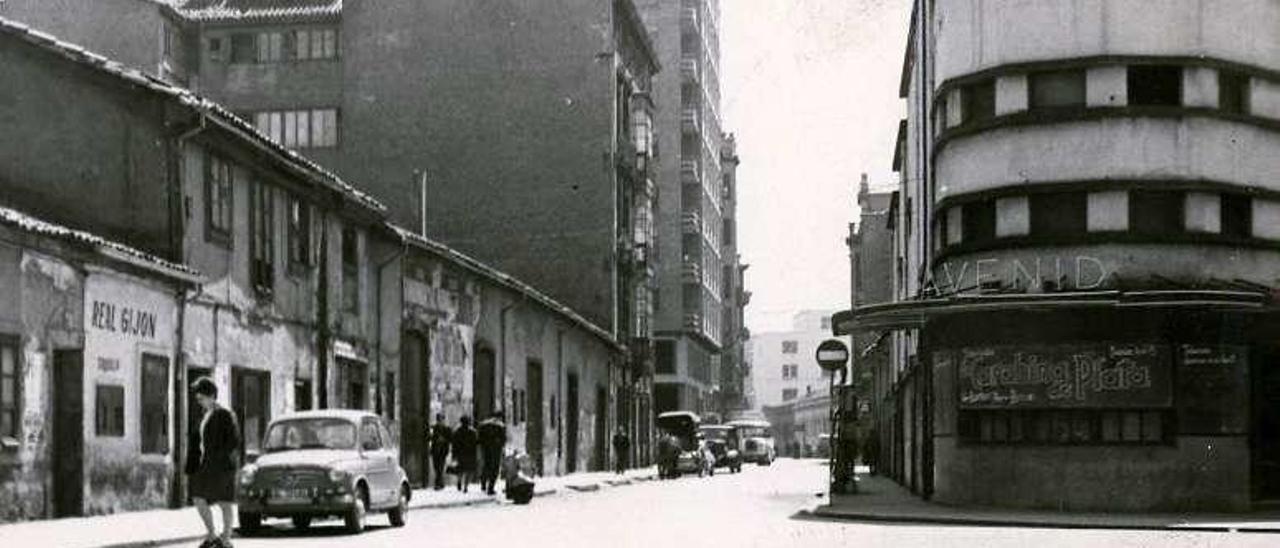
[845,174,894,470]
[836,0,1280,512]
[637,0,737,418]
[717,135,750,417]
[750,311,838,410]
[0,0,660,471]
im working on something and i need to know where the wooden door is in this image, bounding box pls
[526,360,544,475]
[52,349,84,518]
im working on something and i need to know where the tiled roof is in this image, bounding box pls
[177,0,342,22]
[0,205,202,281]
[389,225,626,353]
[0,16,384,214]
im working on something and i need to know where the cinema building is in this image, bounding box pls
[838,0,1280,511]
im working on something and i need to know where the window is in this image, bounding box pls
[286,195,311,268]
[960,409,1168,445]
[140,355,169,454]
[230,33,255,63]
[294,379,312,411]
[339,359,366,410]
[1222,194,1253,238]
[360,419,383,450]
[656,340,676,374]
[342,227,359,314]
[95,384,125,437]
[204,154,233,243]
[257,31,284,63]
[1130,190,1184,236]
[781,341,798,354]
[1029,69,1086,109]
[285,29,337,61]
[250,180,274,296]
[1030,192,1087,238]
[961,79,996,124]
[1219,71,1250,115]
[0,340,18,441]
[1128,65,1182,106]
[961,200,995,244]
[781,388,798,401]
[208,36,225,61]
[253,109,339,149]
[781,364,798,379]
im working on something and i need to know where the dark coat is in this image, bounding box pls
[185,406,240,475]
[612,433,630,451]
[429,423,453,457]
[451,425,478,470]
[477,419,507,452]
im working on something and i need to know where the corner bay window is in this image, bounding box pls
[959,409,1169,445]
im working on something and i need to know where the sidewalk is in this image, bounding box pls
[807,473,1280,533]
[0,466,658,548]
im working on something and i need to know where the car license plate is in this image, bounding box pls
[270,488,311,503]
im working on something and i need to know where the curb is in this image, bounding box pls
[803,507,1280,534]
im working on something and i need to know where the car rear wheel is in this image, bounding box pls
[291,516,312,530]
[237,512,262,535]
[388,485,409,527]
[344,485,368,534]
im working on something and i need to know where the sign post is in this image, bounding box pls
[815,339,851,494]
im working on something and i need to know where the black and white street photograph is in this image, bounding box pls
[0,1,1279,547]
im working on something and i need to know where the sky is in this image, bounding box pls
[721,0,911,333]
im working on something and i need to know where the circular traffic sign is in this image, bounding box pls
[815,339,849,371]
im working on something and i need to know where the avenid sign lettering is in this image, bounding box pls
[955,343,1171,409]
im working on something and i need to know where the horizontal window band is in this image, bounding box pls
[930,54,1280,113]
[932,234,1280,266]
[934,106,1280,159]
[932,179,1280,212]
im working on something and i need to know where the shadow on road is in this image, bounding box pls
[237,523,394,539]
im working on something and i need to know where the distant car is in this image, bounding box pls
[236,410,411,535]
[699,425,742,473]
[726,419,775,465]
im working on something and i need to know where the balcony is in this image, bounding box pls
[680,58,700,84]
[681,108,701,135]
[681,262,702,284]
[682,7,699,34]
[681,212,701,234]
[680,160,701,186]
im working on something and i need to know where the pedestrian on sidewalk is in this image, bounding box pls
[186,377,241,548]
[451,415,478,493]
[478,412,507,495]
[611,427,630,474]
[429,413,453,490]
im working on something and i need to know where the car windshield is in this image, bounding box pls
[700,429,728,441]
[264,418,357,452]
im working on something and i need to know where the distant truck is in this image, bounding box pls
[725,418,775,465]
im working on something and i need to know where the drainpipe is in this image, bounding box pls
[168,113,206,508]
[373,236,408,416]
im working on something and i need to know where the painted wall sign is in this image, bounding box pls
[89,300,157,339]
[956,343,1172,409]
[1178,345,1248,434]
[927,254,1116,295]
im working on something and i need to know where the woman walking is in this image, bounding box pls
[450,416,478,492]
[186,377,241,548]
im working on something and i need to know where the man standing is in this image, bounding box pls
[477,412,507,495]
[428,413,452,490]
[611,427,630,474]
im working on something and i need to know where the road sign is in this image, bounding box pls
[815,339,849,371]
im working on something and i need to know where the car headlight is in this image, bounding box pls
[239,465,258,486]
[328,468,349,484]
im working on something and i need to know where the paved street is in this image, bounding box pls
[208,459,1274,548]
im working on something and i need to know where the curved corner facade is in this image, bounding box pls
[866,0,1280,513]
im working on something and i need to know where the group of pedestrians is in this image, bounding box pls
[428,412,508,495]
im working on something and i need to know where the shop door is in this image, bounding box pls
[52,349,84,518]
[566,374,579,473]
[232,368,271,459]
[526,360,544,475]
[1253,347,1280,502]
[400,331,429,486]
[473,346,495,421]
[595,385,608,471]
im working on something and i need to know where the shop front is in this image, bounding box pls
[839,290,1277,512]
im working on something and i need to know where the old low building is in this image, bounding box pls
[0,206,201,521]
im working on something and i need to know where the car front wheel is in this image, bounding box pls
[388,485,409,527]
[345,486,368,534]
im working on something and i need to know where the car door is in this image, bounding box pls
[360,418,393,506]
